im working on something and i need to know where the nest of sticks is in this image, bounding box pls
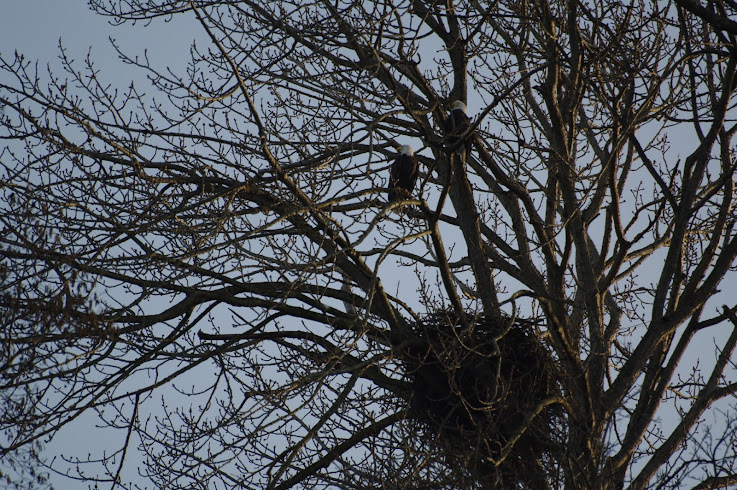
[401,311,562,488]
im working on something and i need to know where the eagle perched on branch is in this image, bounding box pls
[444,100,471,163]
[387,144,419,203]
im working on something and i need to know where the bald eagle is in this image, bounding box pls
[444,100,472,162]
[388,145,419,203]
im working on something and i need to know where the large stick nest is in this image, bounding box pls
[400,311,563,488]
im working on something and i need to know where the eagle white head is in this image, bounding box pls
[451,100,467,113]
[399,144,414,156]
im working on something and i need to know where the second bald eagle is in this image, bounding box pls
[388,145,419,203]
[444,100,472,162]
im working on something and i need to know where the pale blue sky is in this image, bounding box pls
[2,2,119,63]
[0,1,194,89]
[0,4,193,488]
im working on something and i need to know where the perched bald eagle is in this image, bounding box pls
[388,145,419,203]
[444,100,472,161]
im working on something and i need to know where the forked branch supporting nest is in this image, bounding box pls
[401,311,564,488]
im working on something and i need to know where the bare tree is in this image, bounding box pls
[2,1,737,488]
